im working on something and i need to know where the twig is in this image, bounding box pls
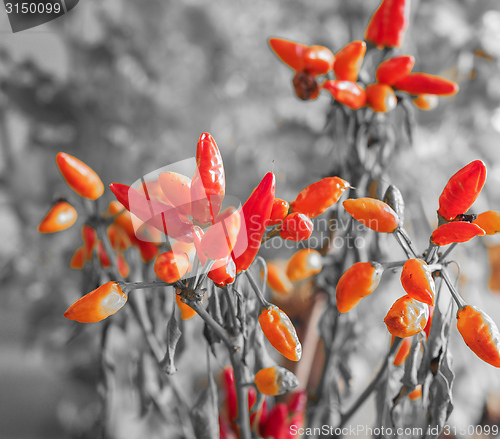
[440,268,466,308]
[245,269,271,308]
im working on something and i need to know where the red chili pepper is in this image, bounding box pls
[392,335,412,366]
[208,256,236,287]
[303,45,335,76]
[365,83,397,113]
[424,305,434,339]
[336,262,384,313]
[96,241,111,268]
[64,281,127,323]
[438,160,487,221]
[286,248,323,282]
[190,133,226,225]
[333,40,366,82]
[290,177,350,218]
[222,367,238,425]
[70,246,86,270]
[401,259,435,306]
[200,207,241,260]
[135,239,160,264]
[384,295,429,338]
[292,71,320,101]
[192,225,208,266]
[412,94,438,111]
[259,304,302,361]
[254,366,299,396]
[176,294,196,320]
[364,0,411,49]
[158,171,192,216]
[343,198,400,233]
[322,80,367,110]
[268,38,308,71]
[279,213,313,241]
[56,152,104,200]
[268,198,290,226]
[116,252,130,278]
[261,403,289,439]
[232,172,275,273]
[154,251,190,283]
[431,221,485,246]
[287,390,307,413]
[81,225,97,262]
[107,223,131,252]
[37,200,78,233]
[457,305,500,367]
[394,73,459,96]
[375,55,415,85]
[265,262,293,295]
[473,211,500,235]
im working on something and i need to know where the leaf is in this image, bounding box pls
[160,309,182,375]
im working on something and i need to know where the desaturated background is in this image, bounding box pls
[1,0,500,438]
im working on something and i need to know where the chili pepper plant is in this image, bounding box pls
[36,0,500,438]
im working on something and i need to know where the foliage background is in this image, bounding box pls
[1,0,500,437]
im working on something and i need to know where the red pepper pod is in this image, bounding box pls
[336,261,384,313]
[200,207,241,260]
[192,225,208,266]
[268,38,307,71]
[333,40,367,82]
[268,198,290,226]
[384,295,429,338]
[292,71,320,101]
[290,176,350,218]
[364,0,411,49]
[96,241,111,268]
[438,160,486,221]
[394,73,459,96]
[365,83,397,113]
[37,200,78,233]
[280,213,313,241]
[82,225,97,262]
[232,172,275,273]
[56,152,104,200]
[261,403,289,439]
[153,250,190,283]
[457,305,500,367]
[158,171,192,216]
[473,211,500,235]
[401,258,435,306]
[431,221,485,246]
[375,55,415,85]
[343,198,400,233]
[208,256,236,287]
[303,45,335,76]
[190,133,226,225]
[322,80,367,110]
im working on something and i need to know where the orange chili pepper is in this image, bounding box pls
[343,198,400,233]
[333,40,366,82]
[290,177,350,218]
[254,366,299,396]
[107,223,131,252]
[70,246,86,270]
[265,262,293,295]
[322,80,367,110]
[431,221,485,246]
[457,305,500,367]
[37,200,77,233]
[176,294,196,320]
[116,252,130,278]
[64,281,127,323]
[375,55,415,85]
[384,295,429,338]
[473,211,500,235]
[365,83,397,113]
[336,262,384,313]
[408,385,422,400]
[268,198,290,226]
[279,213,313,241]
[268,38,308,71]
[154,251,190,283]
[392,336,412,366]
[394,73,459,96]
[412,94,438,111]
[56,152,104,200]
[286,249,323,282]
[259,304,302,361]
[401,259,435,306]
[364,0,411,49]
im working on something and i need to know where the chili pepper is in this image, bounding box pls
[222,367,238,425]
[37,200,77,233]
[438,160,487,221]
[200,207,241,260]
[158,171,192,216]
[56,152,104,200]
[392,336,412,366]
[279,213,313,241]
[303,45,335,76]
[81,225,97,262]
[219,414,236,439]
[401,259,435,306]
[333,40,366,82]
[288,390,307,414]
[192,225,208,266]
[268,38,307,71]
[261,403,288,439]
[109,183,193,242]
[365,83,397,113]
[190,133,226,225]
[394,73,459,96]
[412,94,438,111]
[292,71,320,101]
[343,198,400,233]
[431,221,485,246]
[457,305,500,367]
[254,366,299,396]
[97,241,111,268]
[116,252,130,278]
[176,294,196,320]
[424,305,434,339]
[473,211,500,235]
[154,251,190,283]
[375,55,415,85]
[208,256,236,287]
[383,184,405,224]
[107,223,131,252]
[265,262,293,295]
[408,385,422,400]
[286,248,323,282]
[364,0,411,49]
[322,80,367,110]
[259,304,302,361]
[384,295,429,338]
[336,262,384,313]
[171,241,196,269]
[290,177,350,218]
[135,239,160,264]
[70,246,86,269]
[232,172,275,273]
[269,198,290,226]
[137,179,169,204]
[64,281,127,323]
